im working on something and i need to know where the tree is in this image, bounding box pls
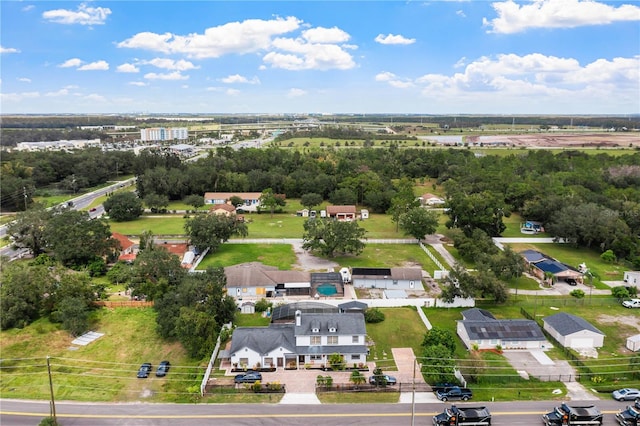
[130,248,186,300]
[364,307,385,323]
[421,344,456,384]
[258,188,286,217]
[445,190,508,237]
[106,261,133,286]
[143,192,170,213]
[600,249,616,263]
[422,327,456,354]
[300,192,323,211]
[229,195,244,208]
[6,202,52,256]
[388,177,420,232]
[184,213,248,253]
[439,263,508,303]
[0,263,52,329]
[328,353,345,370]
[350,370,366,388]
[103,192,144,221]
[183,194,204,211]
[175,307,218,358]
[302,218,366,257]
[450,228,499,262]
[398,207,438,241]
[45,210,117,267]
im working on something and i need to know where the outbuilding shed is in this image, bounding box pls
[627,334,640,352]
[543,312,605,349]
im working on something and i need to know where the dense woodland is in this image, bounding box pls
[3,144,640,263]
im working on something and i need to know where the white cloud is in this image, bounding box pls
[0,91,40,102]
[59,58,83,68]
[45,88,70,97]
[372,53,639,109]
[42,3,111,26]
[287,88,307,97]
[220,74,260,84]
[145,58,199,71]
[484,0,640,34]
[302,27,350,43]
[117,16,302,58]
[454,57,467,69]
[22,5,35,12]
[456,10,466,18]
[77,60,109,71]
[18,77,32,83]
[264,37,355,70]
[117,63,140,73]
[374,34,416,45]
[144,71,188,80]
[375,71,414,88]
[226,88,240,96]
[129,81,147,86]
[1,46,20,54]
[84,94,106,102]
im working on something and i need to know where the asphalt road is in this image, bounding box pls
[0,399,631,426]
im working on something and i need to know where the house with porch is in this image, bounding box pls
[418,193,445,206]
[520,249,584,285]
[351,267,424,290]
[456,308,547,350]
[224,262,311,299]
[326,205,357,221]
[204,192,263,213]
[227,310,367,370]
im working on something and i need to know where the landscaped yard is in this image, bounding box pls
[197,244,297,270]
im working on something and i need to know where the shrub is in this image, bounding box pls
[364,308,385,323]
[255,298,272,313]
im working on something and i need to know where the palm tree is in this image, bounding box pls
[350,370,366,389]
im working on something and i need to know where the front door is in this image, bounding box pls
[277,357,283,368]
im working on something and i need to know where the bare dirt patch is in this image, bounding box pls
[471,133,639,148]
[597,314,640,333]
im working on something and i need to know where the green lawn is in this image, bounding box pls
[366,307,427,371]
[333,244,441,277]
[0,308,205,402]
[197,244,297,270]
[108,215,187,235]
[501,212,551,238]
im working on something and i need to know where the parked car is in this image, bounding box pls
[622,299,640,309]
[432,382,459,393]
[156,360,171,377]
[565,278,578,286]
[435,386,473,402]
[613,388,640,401]
[136,363,152,378]
[234,371,262,383]
[369,374,397,385]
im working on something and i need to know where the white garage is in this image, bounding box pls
[543,312,605,349]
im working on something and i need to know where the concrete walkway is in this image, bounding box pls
[279,392,321,404]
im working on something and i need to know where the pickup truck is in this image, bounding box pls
[433,405,491,426]
[542,403,603,425]
[435,386,473,401]
[616,400,640,426]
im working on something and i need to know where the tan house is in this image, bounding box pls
[326,205,356,221]
[209,203,236,216]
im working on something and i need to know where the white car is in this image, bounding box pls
[622,299,640,308]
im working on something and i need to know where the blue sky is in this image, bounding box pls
[1,0,639,114]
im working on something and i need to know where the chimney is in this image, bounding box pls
[295,310,301,327]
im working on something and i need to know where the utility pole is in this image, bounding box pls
[46,356,57,423]
[23,186,28,210]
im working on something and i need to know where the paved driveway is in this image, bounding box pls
[502,350,577,382]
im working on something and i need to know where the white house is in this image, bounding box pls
[624,271,640,286]
[542,312,605,349]
[456,308,547,350]
[351,267,424,290]
[418,193,445,206]
[204,192,263,213]
[228,311,367,370]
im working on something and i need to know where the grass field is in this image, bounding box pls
[197,244,297,270]
[333,243,442,276]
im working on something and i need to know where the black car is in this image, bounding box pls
[156,361,171,377]
[234,372,262,383]
[137,363,152,378]
[369,374,397,385]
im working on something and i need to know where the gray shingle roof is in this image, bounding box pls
[462,308,496,321]
[229,324,296,355]
[543,312,604,336]
[295,313,366,336]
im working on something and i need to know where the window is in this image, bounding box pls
[352,336,359,343]
[239,358,248,367]
[351,355,360,360]
[327,336,338,345]
[310,355,322,361]
[312,327,320,333]
[311,336,321,345]
[393,280,398,285]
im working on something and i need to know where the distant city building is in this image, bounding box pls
[14,139,101,152]
[140,127,188,141]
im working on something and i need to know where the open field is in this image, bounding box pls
[466,132,639,148]
[197,244,297,270]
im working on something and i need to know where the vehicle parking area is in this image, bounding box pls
[501,350,577,382]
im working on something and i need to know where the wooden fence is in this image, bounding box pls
[94,301,154,308]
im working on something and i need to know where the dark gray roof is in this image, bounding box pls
[295,313,366,336]
[270,302,338,322]
[338,301,368,311]
[461,308,496,321]
[461,319,545,341]
[310,272,343,284]
[543,312,604,336]
[229,324,296,355]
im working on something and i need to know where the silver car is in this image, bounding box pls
[612,388,640,401]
